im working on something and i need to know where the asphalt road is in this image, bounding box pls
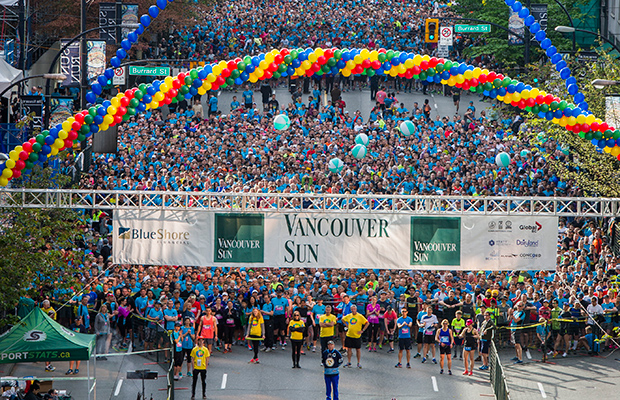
[5,342,496,400]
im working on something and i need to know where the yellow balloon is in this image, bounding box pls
[264,53,275,63]
[551,118,559,124]
[447,76,456,86]
[413,54,422,66]
[308,53,317,63]
[530,88,540,98]
[165,76,174,86]
[0,177,8,186]
[441,80,448,85]
[249,74,258,83]
[521,89,530,99]
[159,83,169,93]
[99,124,109,132]
[110,97,120,108]
[604,146,612,153]
[197,87,206,95]
[9,150,18,161]
[369,50,379,61]
[504,93,513,103]
[212,65,222,75]
[397,64,406,74]
[482,69,489,75]
[103,114,114,125]
[203,82,212,91]
[354,55,363,64]
[314,48,324,57]
[463,70,473,80]
[360,49,370,58]
[1,168,12,179]
[62,121,71,132]
[259,60,269,70]
[559,116,568,126]
[271,49,280,56]
[67,117,75,124]
[497,95,504,101]
[58,130,68,139]
[512,92,521,102]
[586,114,595,125]
[50,147,58,156]
[15,146,22,153]
[456,75,465,84]
[568,116,577,126]
[107,105,117,115]
[5,159,15,169]
[342,68,351,77]
[255,68,264,78]
[218,61,227,69]
[612,146,620,157]
[473,67,482,78]
[404,59,414,69]
[576,114,586,124]
[207,73,216,83]
[149,100,159,109]
[389,68,398,77]
[54,139,64,148]
[302,60,312,70]
[421,55,430,61]
[346,60,356,70]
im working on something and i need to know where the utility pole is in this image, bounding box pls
[524,0,531,65]
[80,0,88,110]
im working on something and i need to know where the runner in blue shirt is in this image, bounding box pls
[395,308,413,368]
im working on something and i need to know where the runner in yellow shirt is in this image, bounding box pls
[288,311,306,368]
[319,305,338,353]
[190,338,210,400]
[341,305,369,369]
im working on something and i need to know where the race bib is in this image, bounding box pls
[440,336,450,344]
[197,359,202,367]
[401,328,409,335]
[226,318,234,325]
[275,306,284,312]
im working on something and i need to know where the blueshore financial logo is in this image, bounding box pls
[214,214,265,263]
[117,224,191,245]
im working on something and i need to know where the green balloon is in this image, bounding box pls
[559,100,567,110]
[550,101,559,110]
[184,76,193,85]
[176,93,185,101]
[221,83,228,89]
[334,50,342,59]
[273,71,281,79]
[89,107,97,117]
[278,64,287,73]
[129,98,140,108]
[237,62,246,71]
[127,107,136,116]
[378,53,387,63]
[413,75,419,80]
[367,68,375,77]
[435,63,444,72]
[540,104,549,113]
[483,82,493,91]
[502,77,511,87]
[290,50,298,59]
[525,107,531,112]
[322,65,330,73]
[180,86,189,95]
[284,55,292,64]
[614,130,620,139]
[133,90,143,100]
[386,50,394,60]
[32,142,42,153]
[578,131,586,139]
[419,71,427,80]
[121,114,130,122]
[585,132,594,140]
[139,83,147,92]
[78,133,86,141]
[225,77,234,86]
[244,56,252,65]
[36,134,45,144]
[493,79,502,88]
[28,153,38,162]
[80,125,90,134]
[25,161,34,170]
[444,60,453,70]
[426,68,436,77]
[84,114,94,125]
[315,69,323,76]
[327,58,336,67]
[190,70,199,79]
[594,131,603,140]
[171,97,178,104]
[532,105,539,114]
[230,70,240,79]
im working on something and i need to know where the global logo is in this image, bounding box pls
[519,222,542,233]
[516,239,539,247]
[23,330,46,342]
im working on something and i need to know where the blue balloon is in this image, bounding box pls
[245,64,255,73]
[540,38,552,50]
[142,94,152,103]
[94,115,104,125]
[578,102,589,111]
[203,65,212,74]
[104,69,114,79]
[98,105,108,116]
[136,25,145,35]
[148,6,159,18]
[574,92,585,103]
[192,78,202,88]
[116,49,127,59]
[612,139,620,147]
[44,136,55,145]
[331,67,339,75]
[198,69,207,79]
[489,89,497,97]
[86,92,97,104]
[426,76,434,83]
[281,71,288,78]
[573,107,583,116]
[551,53,562,64]
[566,76,577,86]
[567,84,578,95]
[598,139,607,148]
[563,107,574,117]
[545,111,554,120]
[497,88,507,96]
[546,46,557,57]
[41,145,51,155]
[291,59,301,68]
[90,124,99,133]
[137,103,146,112]
[157,0,168,9]
[553,109,563,119]
[111,57,121,68]
[535,30,546,42]
[234,78,243,85]
[555,60,567,72]
[259,53,265,60]
[37,153,47,163]
[128,32,138,43]
[97,76,107,86]
[518,8,529,18]
[92,83,102,95]
[152,80,160,90]
[399,52,408,64]
[450,66,459,76]
[341,52,349,62]
[140,15,151,27]
[390,57,400,66]
[524,15,535,27]
[560,67,571,80]
[299,52,308,61]
[538,112,546,118]
[505,0,515,6]
[337,60,346,69]
[189,87,198,95]
[512,2,522,12]
[516,82,524,91]
[146,86,157,96]
[458,64,467,74]
[441,71,450,80]
[507,84,516,93]
[383,61,392,70]
[184,93,192,100]
[121,40,132,51]
[530,22,541,34]
[616,138,620,146]
[285,68,294,76]
[252,56,260,67]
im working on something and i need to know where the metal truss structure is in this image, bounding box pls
[0,189,618,216]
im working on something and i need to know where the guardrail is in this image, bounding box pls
[489,340,510,400]
[1,189,620,216]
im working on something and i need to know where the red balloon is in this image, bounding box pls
[169,88,178,97]
[114,115,122,124]
[215,76,225,86]
[361,59,371,69]
[600,122,609,131]
[591,121,600,131]
[67,130,78,140]
[526,98,536,107]
[63,139,73,149]
[405,70,413,79]
[120,96,130,107]
[163,96,172,105]
[412,66,421,75]
[312,63,321,72]
[420,60,429,70]
[12,170,21,179]
[371,60,381,69]
[280,48,290,56]
[211,84,219,91]
[324,49,334,59]
[72,121,81,131]
[470,78,478,87]
[317,56,326,65]
[269,62,278,72]
[74,113,85,123]
[274,54,283,64]
[510,101,518,107]
[429,57,438,68]
[305,69,314,78]
[177,72,186,81]
[125,89,135,99]
[535,95,545,104]
[544,94,554,104]
[221,68,231,78]
[227,60,237,70]
[478,74,487,83]
[117,106,127,116]
[378,48,386,53]
[15,159,25,170]
[263,70,273,80]
[462,83,470,91]
[19,151,29,160]
[581,123,590,132]
[572,124,581,132]
[518,99,526,109]
[22,142,32,152]
[487,72,497,81]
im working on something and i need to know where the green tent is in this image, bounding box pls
[0,307,95,364]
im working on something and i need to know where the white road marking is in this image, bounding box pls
[431,376,439,392]
[221,373,228,389]
[537,382,547,398]
[434,103,438,109]
[526,349,532,359]
[114,379,123,396]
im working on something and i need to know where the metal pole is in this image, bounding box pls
[524,0,531,65]
[552,0,576,52]
[80,0,87,112]
[575,27,620,55]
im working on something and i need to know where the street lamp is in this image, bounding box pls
[550,0,577,52]
[591,79,620,89]
[0,74,66,99]
[42,23,140,129]
[555,26,620,55]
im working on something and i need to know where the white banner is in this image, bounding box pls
[113,211,557,271]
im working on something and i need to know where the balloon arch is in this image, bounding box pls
[1,47,618,187]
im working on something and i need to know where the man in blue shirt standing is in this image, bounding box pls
[395,308,413,368]
[322,340,343,400]
[272,289,289,349]
[242,85,254,109]
[261,294,274,351]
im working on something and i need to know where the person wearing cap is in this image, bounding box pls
[67,315,86,375]
[322,340,343,400]
[261,294,275,351]
[181,317,196,378]
[395,308,414,369]
[418,305,438,364]
[319,305,338,355]
[510,301,526,364]
[342,305,369,369]
[458,319,479,375]
[479,311,495,370]
[272,289,289,349]
[190,337,210,400]
[172,321,184,380]
[554,302,573,358]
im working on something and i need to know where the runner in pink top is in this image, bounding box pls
[366,296,381,352]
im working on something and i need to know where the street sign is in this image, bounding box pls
[112,67,126,85]
[437,45,450,58]
[455,24,491,33]
[128,66,170,76]
[439,26,453,46]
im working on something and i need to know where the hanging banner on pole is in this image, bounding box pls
[121,4,140,39]
[20,95,43,135]
[60,40,80,87]
[508,11,525,45]
[530,4,548,32]
[113,211,558,271]
[98,3,117,44]
[87,41,107,84]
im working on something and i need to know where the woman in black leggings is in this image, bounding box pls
[222,301,237,352]
[246,308,264,363]
[287,311,306,368]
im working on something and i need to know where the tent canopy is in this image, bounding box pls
[0,57,23,98]
[0,308,95,364]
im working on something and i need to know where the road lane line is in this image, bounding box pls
[537,382,547,398]
[431,376,439,392]
[221,373,228,389]
[114,379,123,396]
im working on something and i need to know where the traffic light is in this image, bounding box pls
[425,19,439,43]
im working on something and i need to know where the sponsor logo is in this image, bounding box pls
[117,225,190,244]
[23,330,46,342]
[410,217,460,266]
[487,220,513,232]
[516,239,539,247]
[520,253,542,259]
[489,240,510,246]
[519,222,542,233]
[500,253,519,258]
[485,249,499,260]
[214,214,265,263]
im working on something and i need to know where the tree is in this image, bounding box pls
[523,50,620,196]
[0,166,85,326]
